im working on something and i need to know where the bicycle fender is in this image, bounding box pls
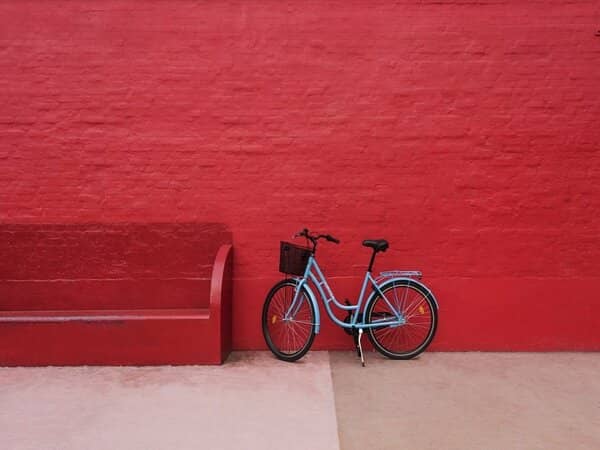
[369,277,440,311]
[296,278,321,334]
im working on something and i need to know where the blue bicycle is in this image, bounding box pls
[262,229,439,365]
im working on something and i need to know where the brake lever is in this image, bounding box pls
[293,228,309,239]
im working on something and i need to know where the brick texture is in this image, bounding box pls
[1,1,600,350]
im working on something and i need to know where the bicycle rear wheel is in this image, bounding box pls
[262,279,316,362]
[365,280,438,359]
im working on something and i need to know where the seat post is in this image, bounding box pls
[367,249,377,273]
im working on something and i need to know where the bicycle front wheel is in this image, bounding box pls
[262,279,316,362]
[365,280,438,359]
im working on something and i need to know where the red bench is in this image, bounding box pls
[0,223,233,366]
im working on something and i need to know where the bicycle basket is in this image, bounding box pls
[279,241,312,276]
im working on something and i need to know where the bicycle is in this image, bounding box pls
[262,229,439,366]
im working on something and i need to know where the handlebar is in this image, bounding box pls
[294,228,340,246]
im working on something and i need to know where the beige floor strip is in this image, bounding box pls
[330,351,600,450]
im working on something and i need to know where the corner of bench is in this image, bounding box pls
[209,243,233,364]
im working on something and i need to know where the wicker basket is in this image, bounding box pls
[279,241,312,276]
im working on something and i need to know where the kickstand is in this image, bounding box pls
[357,328,365,367]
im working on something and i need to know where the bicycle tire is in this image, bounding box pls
[365,280,438,359]
[262,279,316,362]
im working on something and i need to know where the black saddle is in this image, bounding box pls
[362,239,389,252]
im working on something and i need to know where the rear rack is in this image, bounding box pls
[376,270,422,282]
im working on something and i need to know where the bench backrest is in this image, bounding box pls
[0,223,231,311]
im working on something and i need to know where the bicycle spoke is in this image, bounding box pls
[404,296,424,318]
[289,320,315,325]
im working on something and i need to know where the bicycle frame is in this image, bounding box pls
[285,254,406,333]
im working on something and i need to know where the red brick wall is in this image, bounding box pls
[2,1,600,350]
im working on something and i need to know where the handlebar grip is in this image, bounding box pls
[326,235,340,244]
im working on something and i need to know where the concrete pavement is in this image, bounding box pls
[1,352,599,450]
[330,352,600,450]
[0,352,339,450]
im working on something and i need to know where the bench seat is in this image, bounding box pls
[0,308,210,322]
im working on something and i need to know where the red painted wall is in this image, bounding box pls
[1,223,229,310]
[2,1,600,351]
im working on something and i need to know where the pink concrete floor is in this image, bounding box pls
[0,352,339,450]
[1,352,599,450]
